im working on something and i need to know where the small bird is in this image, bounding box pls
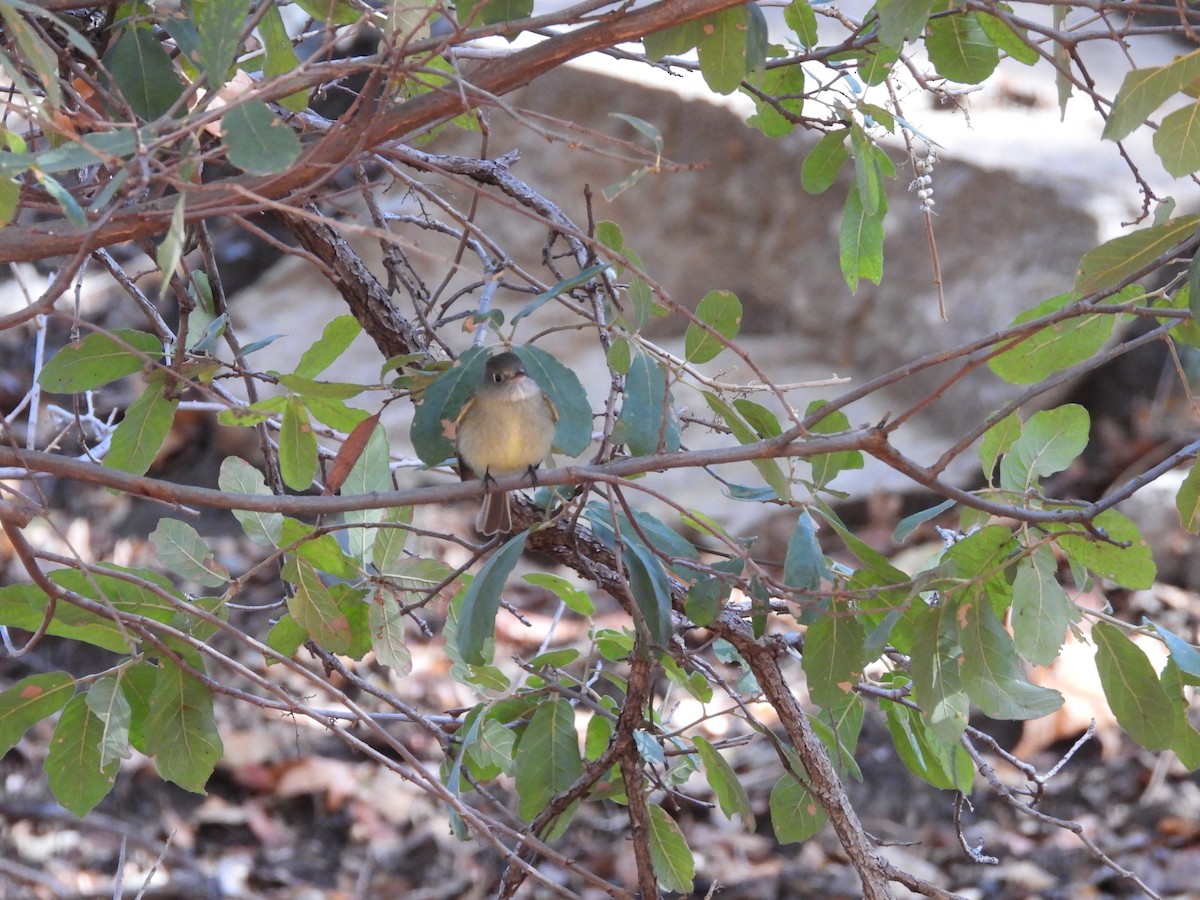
[455,351,558,535]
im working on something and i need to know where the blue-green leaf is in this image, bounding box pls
[617,349,678,456]
[457,531,528,665]
[511,345,592,457]
[222,99,301,175]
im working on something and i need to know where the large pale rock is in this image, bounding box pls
[233,62,1157,534]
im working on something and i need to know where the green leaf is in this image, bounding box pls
[733,398,783,439]
[584,508,673,646]
[511,344,593,457]
[144,660,223,793]
[0,672,75,757]
[38,329,161,392]
[120,663,157,752]
[298,396,369,433]
[850,123,882,216]
[745,61,805,137]
[1190,252,1200,330]
[284,556,352,653]
[368,587,412,675]
[196,0,245,85]
[291,0,364,26]
[926,11,999,84]
[0,173,18,226]
[458,0,533,28]
[102,25,185,120]
[801,130,849,195]
[1057,508,1156,589]
[812,693,865,779]
[647,804,695,892]
[259,1,308,111]
[783,511,826,590]
[803,610,866,708]
[150,519,229,587]
[839,180,885,291]
[0,584,129,653]
[222,99,301,175]
[685,290,743,363]
[279,397,318,491]
[643,20,704,59]
[989,292,1119,384]
[341,422,392,563]
[960,597,1064,720]
[1076,215,1200,296]
[46,695,119,817]
[617,349,679,456]
[368,508,414,575]
[1093,621,1177,751]
[524,572,595,616]
[704,392,790,499]
[457,531,528,665]
[806,402,865,487]
[876,0,935,48]
[334,583,371,660]
[622,534,674,647]
[104,370,179,476]
[1151,623,1200,681]
[1153,100,1200,177]
[219,456,283,546]
[634,728,666,765]
[0,7,63,110]
[860,43,901,87]
[979,412,1021,483]
[37,172,86,228]
[410,347,489,466]
[1011,547,1077,666]
[281,519,358,580]
[998,404,1090,492]
[976,8,1039,66]
[769,771,828,843]
[882,694,973,791]
[514,699,582,821]
[510,263,608,325]
[294,314,361,379]
[697,6,750,95]
[1103,49,1200,143]
[266,613,307,661]
[584,714,614,762]
[811,502,908,583]
[684,569,732,627]
[1179,462,1200,533]
[908,602,970,743]
[620,508,699,562]
[745,4,768,76]
[894,498,955,543]
[944,524,1015,599]
[623,276,663,331]
[156,197,186,299]
[85,675,132,768]
[784,0,818,47]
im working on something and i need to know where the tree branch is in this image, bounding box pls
[0,0,749,265]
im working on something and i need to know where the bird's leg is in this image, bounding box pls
[525,464,540,486]
[482,470,499,492]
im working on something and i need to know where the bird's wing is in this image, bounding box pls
[544,392,559,423]
[454,395,477,427]
[454,396,478,481]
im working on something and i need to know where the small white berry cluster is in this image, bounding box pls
[910,148,937,212]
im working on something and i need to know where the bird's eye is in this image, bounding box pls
[492,372,503,383]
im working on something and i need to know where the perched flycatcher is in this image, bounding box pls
[455,351,558,535]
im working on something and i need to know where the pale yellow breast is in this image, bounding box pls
[457,394,556,477]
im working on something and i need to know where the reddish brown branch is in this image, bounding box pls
[0,0,749,265]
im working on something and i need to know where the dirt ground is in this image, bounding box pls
[3,552,1200,900]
